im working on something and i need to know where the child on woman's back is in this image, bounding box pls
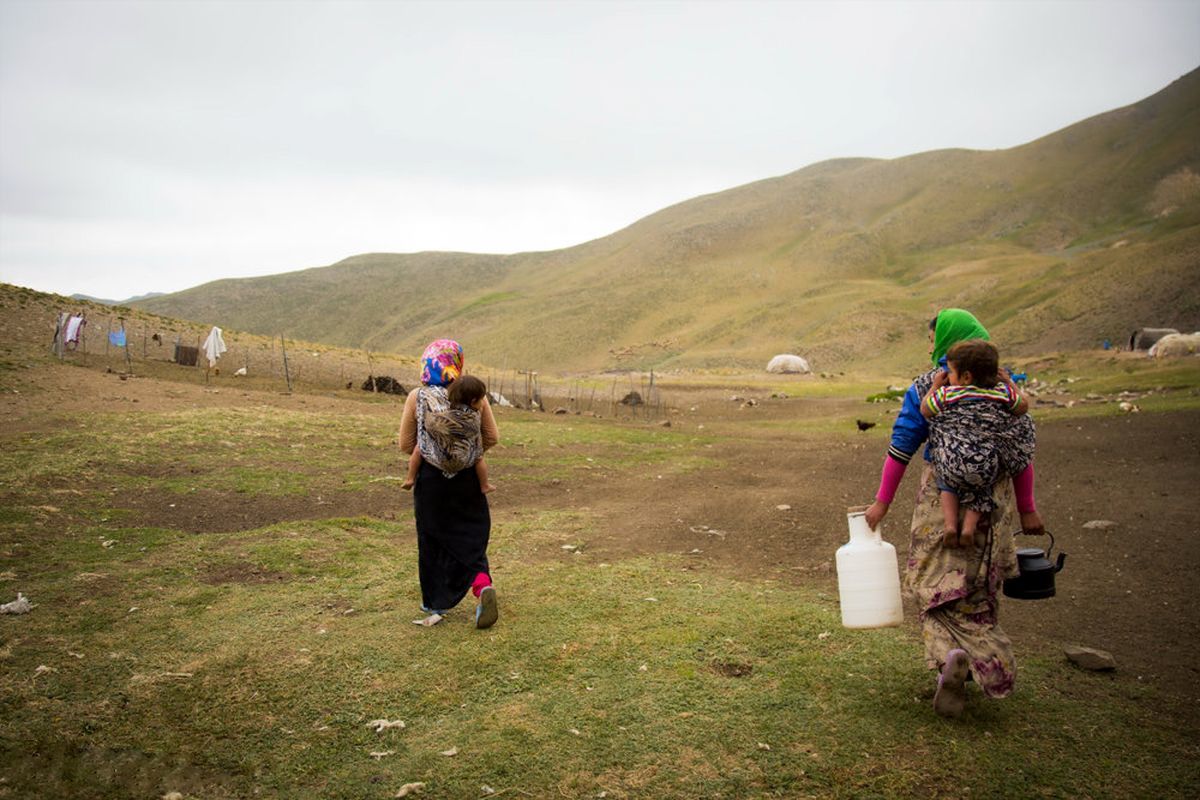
[921,339,1037,547]
[402,374,495,493]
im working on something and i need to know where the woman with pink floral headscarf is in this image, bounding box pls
[398,339,500,628]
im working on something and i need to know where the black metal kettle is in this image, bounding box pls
[1003,531,1066,600]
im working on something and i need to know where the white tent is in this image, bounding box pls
[766,354,811,374]
[1149,332,1200,358]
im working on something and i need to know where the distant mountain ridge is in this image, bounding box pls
[136,68,1200,371]
[73,291,166,306]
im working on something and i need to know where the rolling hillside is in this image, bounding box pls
[136,68,1200,372]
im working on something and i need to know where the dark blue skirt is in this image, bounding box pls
[412,460,490,612]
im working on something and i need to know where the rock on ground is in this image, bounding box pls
[1064,644,1117,671]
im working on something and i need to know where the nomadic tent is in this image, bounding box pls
[1149,332,1200,358]
[1128,328,1178,351]
[766,354,811,374]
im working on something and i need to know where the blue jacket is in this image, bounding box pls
[887,359,945,466]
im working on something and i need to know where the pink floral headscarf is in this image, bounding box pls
[419,339,463,387]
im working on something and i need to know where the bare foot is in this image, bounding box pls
[942,527,959,547]
[401,479,414,491]
[482,483,496,494]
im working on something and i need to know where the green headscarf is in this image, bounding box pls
[931,308,989,365]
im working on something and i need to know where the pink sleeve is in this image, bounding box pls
[1013,463,1036,513]
[875,455,908,504]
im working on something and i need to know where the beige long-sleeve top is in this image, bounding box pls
[398,390,499,455]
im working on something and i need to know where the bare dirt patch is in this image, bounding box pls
[115,485,404,534]
[199,562,292,586]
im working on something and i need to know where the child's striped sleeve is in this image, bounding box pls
[1004,381,1021,410]
[924,386,948,416]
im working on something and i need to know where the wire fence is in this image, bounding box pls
[48,308,672,421]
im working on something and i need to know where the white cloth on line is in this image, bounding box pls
[64,316,85,343]
[202,326,227,367]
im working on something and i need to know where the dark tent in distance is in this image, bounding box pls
[1128,328,1179,351]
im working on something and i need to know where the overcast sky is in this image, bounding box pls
[1,0,1197,299]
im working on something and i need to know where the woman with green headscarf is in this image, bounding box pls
[864,309,1044,718]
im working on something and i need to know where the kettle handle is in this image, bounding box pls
[1015,528,1060,558]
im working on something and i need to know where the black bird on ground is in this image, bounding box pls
[856,419,877,432]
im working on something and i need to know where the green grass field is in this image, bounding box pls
[3,381,1199,799]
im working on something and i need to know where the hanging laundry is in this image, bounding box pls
[202,326,227,367]
[108,330,127,348]
[174,345,200,367]
[64,315,86,344]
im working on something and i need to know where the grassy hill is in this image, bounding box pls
[136,68,1200,372]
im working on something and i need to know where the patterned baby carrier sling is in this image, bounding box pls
[919,369,1036,515]
[415,385,484,478]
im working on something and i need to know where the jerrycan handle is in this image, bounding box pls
[846,505,879,544]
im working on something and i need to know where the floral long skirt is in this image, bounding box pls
[905,465,1021,698]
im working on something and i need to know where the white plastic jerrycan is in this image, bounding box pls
[836,505,903,629]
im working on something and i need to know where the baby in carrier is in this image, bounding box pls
[920,339,1036,547]
[402,374,495,493]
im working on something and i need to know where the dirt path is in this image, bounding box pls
[539,405,1200,723]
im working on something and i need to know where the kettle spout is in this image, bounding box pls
[1055,552,1067,572]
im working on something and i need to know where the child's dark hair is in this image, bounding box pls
[946,339,1000,387]
[447,374,488,407]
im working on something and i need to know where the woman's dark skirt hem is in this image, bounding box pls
[413,460,490,611]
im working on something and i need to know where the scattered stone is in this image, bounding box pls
[553,407,569,414]
[162,793,185,800]
[775,504,792,511]
[439,746,458,757]
[757,742,771,751]
[619,391,643,406]
[395,783,425,797]
[658,419,671,427]
[1064,644,1117,671]
[367,719,406,732]
[1082,520,1118,530]
[561,544,578,551]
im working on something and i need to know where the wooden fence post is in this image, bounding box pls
[280,334,292,392]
